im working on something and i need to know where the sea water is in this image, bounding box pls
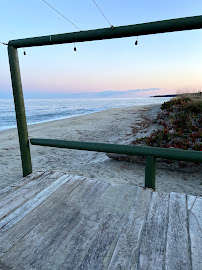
[0,97,171,131]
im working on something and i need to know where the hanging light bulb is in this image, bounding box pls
[74,43,77,51]
[135,36,138,45]
[23,48,26,55]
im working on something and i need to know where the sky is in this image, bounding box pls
[0,0,202,98]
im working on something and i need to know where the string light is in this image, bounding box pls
[135,36,138,45]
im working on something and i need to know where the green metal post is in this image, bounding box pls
[145,156,156,190]
[8,46,32,177]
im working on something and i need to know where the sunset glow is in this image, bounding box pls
[0,1,202,98]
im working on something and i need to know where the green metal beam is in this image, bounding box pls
[8,15,202,48]
[145,156,156,190]
[8,46,32,177]
[30,138,202,163]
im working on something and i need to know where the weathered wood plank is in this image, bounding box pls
[0,174,86,257]
[0,171,66,204]
[136,191,169,270]
[8,171,45,188]
[165,192,191,270]
[0,173,72,233]
[0,171,201,270]
[0,177,108,269]
[0,171,52,208]
[0,171,44,198]
[0,171,64,221]
[0,171,64,208]
[2,181,138,270]
[106,187,152,270]
[187,195,202,270]
[24,180,111,270]
[68,185,140,270]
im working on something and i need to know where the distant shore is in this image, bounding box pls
[0,104,201,196]
[151,91,202,98]
[150,94,177,97]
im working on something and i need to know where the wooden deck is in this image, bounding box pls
[0,171,201,270]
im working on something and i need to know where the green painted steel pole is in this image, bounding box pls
[145,156,156,190]
[8,46,32,177]
[30,138,202,162]
[8,15,202,48]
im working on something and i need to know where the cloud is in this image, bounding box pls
[92,88,162,98]
[0,88,163,99]
[26,88,162,99]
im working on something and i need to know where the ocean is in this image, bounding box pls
[0,97,171,131]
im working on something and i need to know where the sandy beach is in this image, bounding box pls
[0,104,201,196]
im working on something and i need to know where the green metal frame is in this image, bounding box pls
[8,15,202,189]
[30,138,202,190]
[8,15,202,48]
[30,138,202,162]
[8,46,32,177]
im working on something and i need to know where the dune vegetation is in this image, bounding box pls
[132,93,202,151]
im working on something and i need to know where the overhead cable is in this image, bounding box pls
[41,0,81,31]
[0,41,8,46]
[92,0,113,28]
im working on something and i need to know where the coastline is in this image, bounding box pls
[0,97,171,132]
[0,104,201,196]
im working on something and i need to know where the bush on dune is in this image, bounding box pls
[132,93,202,151]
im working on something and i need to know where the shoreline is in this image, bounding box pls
[0,97,171,133]
[0,104,201,196]
[0,109,111,133]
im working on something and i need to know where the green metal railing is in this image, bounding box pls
[30,138,202,190]
[8,15,202,187]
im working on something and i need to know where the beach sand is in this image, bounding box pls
[0,104,201,196]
